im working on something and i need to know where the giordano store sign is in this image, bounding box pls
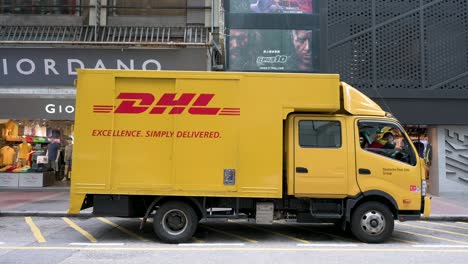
[0,48,207,86]
[0,99,76,120]
[0,47,207,120]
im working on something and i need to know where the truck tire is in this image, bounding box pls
[350,201,394,243]
[153,201,198,243]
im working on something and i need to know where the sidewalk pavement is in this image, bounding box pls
[0,183,467,221]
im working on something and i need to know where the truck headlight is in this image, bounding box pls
[422,179,427,196]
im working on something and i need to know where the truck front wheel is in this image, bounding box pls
[153,201,198,243]
[350,201,394,243]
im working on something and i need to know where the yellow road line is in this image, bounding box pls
[1,246,468,252]
[398,223,468,238]
[200,225,257,243]
[97,217,149,242]
[191,236,204,243]
[62,217,97,243]
[24,217,46,243]
[278,223,354,243]
[418,221,468,231]
[244,224,310,244]
[390,237,419,245]
[395,229,468,245]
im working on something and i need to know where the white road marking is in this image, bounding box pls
[297,243,357,247]
[0,242,4,245]
[413,245,468,248]
[178,243,245,247]
[69,243,124,246]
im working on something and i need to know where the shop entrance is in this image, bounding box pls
[0,119,74,188]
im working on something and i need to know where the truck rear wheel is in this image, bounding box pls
[350,201,394,243]
[153,201,198,243]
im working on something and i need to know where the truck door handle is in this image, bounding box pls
[296,167,308,173]
[359,168,371,175]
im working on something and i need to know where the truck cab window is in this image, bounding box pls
[299,120,341,148]
[358,121,416,166]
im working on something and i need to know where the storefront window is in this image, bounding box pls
[108,0,186,16]
[0,119,74,187]
[0,0,82,15]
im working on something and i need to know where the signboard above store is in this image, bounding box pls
[0,98,75,120]
[0,48,207,86]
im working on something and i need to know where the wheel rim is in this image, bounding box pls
[161,209,188,236]
[359,209,386,236]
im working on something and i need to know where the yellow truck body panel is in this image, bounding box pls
[71,70,342,204]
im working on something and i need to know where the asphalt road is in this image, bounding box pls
[0,217,468,264]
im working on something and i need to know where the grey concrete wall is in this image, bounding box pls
[0,15,83,26]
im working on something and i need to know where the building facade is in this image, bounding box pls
[0,0,218,187]
[222,0,468,197]
[1,0,467,197]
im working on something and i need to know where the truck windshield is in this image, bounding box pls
[358,121,416,166]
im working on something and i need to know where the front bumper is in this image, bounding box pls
[422,196,431,218]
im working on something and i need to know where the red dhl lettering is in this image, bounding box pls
[92,92,240,116]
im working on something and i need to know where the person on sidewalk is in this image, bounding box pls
[63,137,73,181]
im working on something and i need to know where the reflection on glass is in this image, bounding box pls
[358,121,416,165]
[230,0,314,14]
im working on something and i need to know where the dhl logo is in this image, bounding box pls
[93,93,240,116]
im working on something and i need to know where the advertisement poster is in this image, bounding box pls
[228,29,318,72]
[229,0,315,14]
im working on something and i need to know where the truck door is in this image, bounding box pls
[355,120,421,210]
[293,116,348,196]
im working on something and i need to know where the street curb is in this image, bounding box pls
[0,211,93,217]
[424,215,468,222]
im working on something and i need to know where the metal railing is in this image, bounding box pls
[0,25,211,46]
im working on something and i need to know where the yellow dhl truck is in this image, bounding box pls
[69,70,431,243]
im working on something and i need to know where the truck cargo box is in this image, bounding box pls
[72,70,341,199]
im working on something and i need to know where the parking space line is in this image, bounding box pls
[2,245,468,252]
[62,217,97,243]
[390,237,419,244]
[413,245,468,248]
[178,243,245,247]
[417,221,468,231]
[297,243,357,247]
[192,236,204,243]
[24,217,46,243]
[200,225,257,243]
[398,223,468,238]
[395,229,468,245]
[97,217,150,242]
[243,224,310,244]
[69,243,124,246]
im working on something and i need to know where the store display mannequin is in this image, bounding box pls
[47,138,61,173]
[64,137,73,180]
[17,136,32,167]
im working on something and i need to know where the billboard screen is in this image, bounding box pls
[228,29,318,72]
[229,0,315,14]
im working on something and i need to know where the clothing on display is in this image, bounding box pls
[2,120,19,138]
[0,146,16,166]
[18,142,32,160]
